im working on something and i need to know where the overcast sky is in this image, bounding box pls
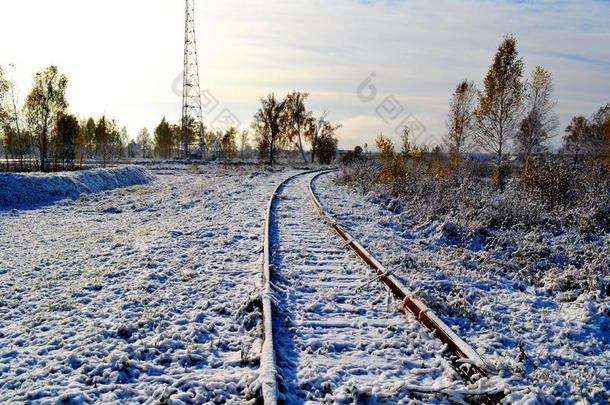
[1,0,609,149]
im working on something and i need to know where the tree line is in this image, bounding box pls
[342,34,609,199]
[1,65,341,172]
[337,35,608,244]
[0,65,132,172]
[149,117,250,163]
[441,34,609,187]
[251,91,340,165]
[152,91,340,165]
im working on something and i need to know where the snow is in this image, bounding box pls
[1,164,606,404]
[313,171,610,404]
[0,164,298,404]
[0,166,154,209]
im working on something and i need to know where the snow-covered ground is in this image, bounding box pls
[0,164,299,404]
[0,166,153,208]
[1,164,607,404]
[313,171,609,404]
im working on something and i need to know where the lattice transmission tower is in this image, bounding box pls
[181,0,204,159]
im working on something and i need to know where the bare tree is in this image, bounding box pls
[252,93,286,165]
[8,86,25,170]
[590,104,610,156]
[515,66,559,159]
[203,129,220,161]
[593,105,610,166]
[473,35,525,163]
[24,66,68,172]
[0,67,10,167]
[283,91,313,163]
[0,67,7,119]
[1,65,28,171]
[137,128,153,158]
[563,116,591,169]
[444,79,476,157]
[307,111,342,164]
[563,104,610,168]
[603,112,610,164]
[120,126,129,158]
[0,70,6,109]
[239,129,249,159]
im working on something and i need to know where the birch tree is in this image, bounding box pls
[473,35,525,162]
[515,66,558,159]
[24,66,68,172]
[253,93,286,165]
[137,128,153,158]
[0,67,7,120]
[283,91,313,163]
[444,79,476,157]
[5,67,27,170]
[239,129,249,159]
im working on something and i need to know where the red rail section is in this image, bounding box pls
[308,171,503,395]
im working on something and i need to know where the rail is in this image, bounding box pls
[308,170,505,403]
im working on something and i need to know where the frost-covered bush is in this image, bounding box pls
[514,159,610,232]
[335,160,378,195]
[338,155,610,235]
[519,159,576,207]
[490,161,511,190]
[335,154,610,298]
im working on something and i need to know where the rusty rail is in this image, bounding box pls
[308,171,504,401]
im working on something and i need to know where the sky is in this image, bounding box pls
[1,0,609,150]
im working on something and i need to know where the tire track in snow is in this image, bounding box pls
[269,173,463,404]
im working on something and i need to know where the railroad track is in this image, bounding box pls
[259,170,504,404]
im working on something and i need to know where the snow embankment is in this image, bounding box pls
[0,166,154,208]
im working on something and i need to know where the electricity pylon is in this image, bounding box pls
[181,0,204,159]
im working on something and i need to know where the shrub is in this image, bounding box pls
[375,134,408,185]
[314,132,338,164]
[339,146,364,165]
[490,161,511,190]
[335,161,377,195]
[519,159,575,207]
[339,152,355,164]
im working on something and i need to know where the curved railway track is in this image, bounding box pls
[260,170,503,404]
